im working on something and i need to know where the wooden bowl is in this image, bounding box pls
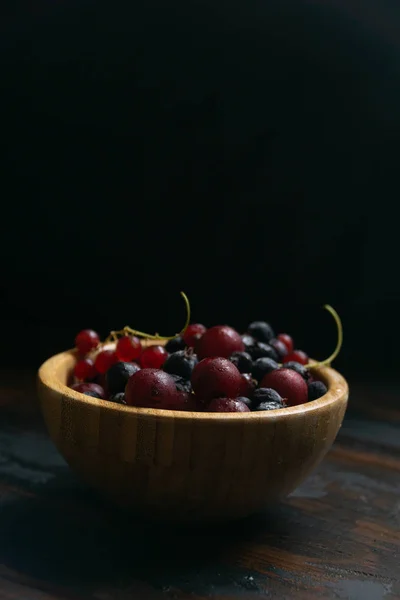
[37,349,348,522]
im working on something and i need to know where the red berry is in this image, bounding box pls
[277,333,294,354]
[70,382,106,399]
[196,325,244,359]
[183,323,207,347]
[94,350,118,374]
[239,373,256,398]
[283,350,309,366]
[161,390,198,411]
[191,357,242,400]
[139,345,168,369]
[260,368,308,406]
[116,335,142,361]
[75,329,100,354]
[208,398,251,413]
[125,368,177,408]
[74,358,97,381]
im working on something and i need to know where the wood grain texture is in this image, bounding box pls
[37,349,348,521]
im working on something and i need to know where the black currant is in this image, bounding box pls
[163,350,198,379]
[252,357,280,382]
[308,380,328,401]
[253,387,283,407]
[165,336,186,353]
[284,361,310,380]
[229,351,253,373]
[105,362,141,395]
[247,321,275,343]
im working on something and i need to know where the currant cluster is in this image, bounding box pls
[70,315,335,412]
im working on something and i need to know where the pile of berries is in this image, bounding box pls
[70,317,333,412]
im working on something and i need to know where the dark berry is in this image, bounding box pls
[283,361,310,380]
[261,368,308,406]
[196,325,244,359]
[74,358,97,381]
[270,338,288,360]
[163,350,198,379]
[239,373,256,397]
[105,361,141,395]
[125,369,177,408]
[191,357,242,400]
[161,390,198,411]
[116,336,142,361]
[237,396,253,409]
[109,392,126,404]
[75,329,100,354]
[207,398,251,413]
[252,357,280,382]
[308,380,328,401]
[139,345,168,369]
[247,321,275,343]
[283,350,309,366]
[95,350,118,374]
[255,400,285,411]
[241,334,255,349]
[71,382,106,399]
[183,323,207,347]
[247,342,278,361]
[165,336,186,353]
[169,373,193,394]
[252,387,283,407]
[229,351,253,373]
[277,333,294,354]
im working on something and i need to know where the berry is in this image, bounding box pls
[283,350,309,366]
[229,351,253,373]
[139,345,168,369]
[277,333,294,354]
[109,392,126,404]
[241,334,256,349]
[71,382,106,399]
[116,335,142,362]
[308,380,328,401]
[255,400,285,411]
[161,390,198,411]
[253,387,284,407]
[165,336,186,353]
[191,357,242,400]
[105,361,141,395]
[163,350,198,379]
[237,396,253,409]
[260,368,308,406]
[95,350,118,374]
[169,373,192,394]
[239,373,256,398]
[283,361,310,380]
[207,398,251,413]
[125,369,177,408]
[252,357,279,382]
[74,358,97,381]
[183,323,207,347]
[247,342,278,361]
[247,321,275,343]
[270,338,288,360]
[75,329,100,354]
[196,325,244,359]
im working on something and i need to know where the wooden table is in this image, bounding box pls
[1,372,399,599]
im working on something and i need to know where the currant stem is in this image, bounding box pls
[103,291,191,344]
[305,304,343,370]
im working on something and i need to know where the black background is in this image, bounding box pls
[1,0,399,382]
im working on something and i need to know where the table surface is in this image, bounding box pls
[1,371,399,600]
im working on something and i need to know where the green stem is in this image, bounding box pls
[305,304,343,369]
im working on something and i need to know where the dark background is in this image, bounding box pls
[1,0,399,381]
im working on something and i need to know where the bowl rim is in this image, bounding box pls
[38,348,349,422]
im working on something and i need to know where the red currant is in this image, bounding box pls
[75,329,100,354]
[260,368,308,406]
[70,382,106,399]
[196,325,244,359]
[191,357,242,400]
[139,345,168,369]
[183,323,207,347]
[74,358,97,381]
[116,335,142,362]
[283,350,309,366]
[125,368,177,408]
[277,333,294,354]
[94,350,118,374]
[208,398,250,413]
